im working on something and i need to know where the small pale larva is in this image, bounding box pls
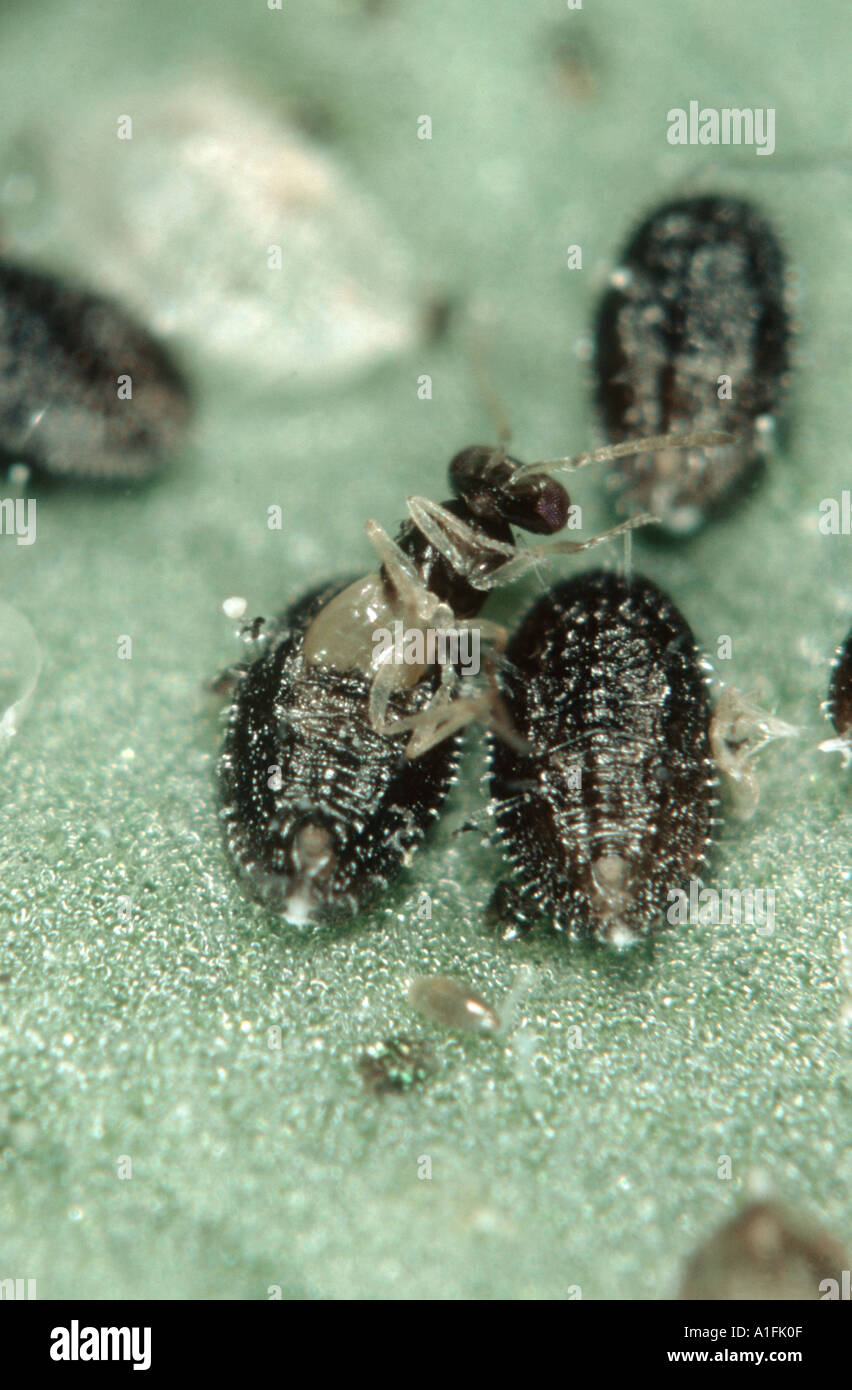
[407,975,501,1035]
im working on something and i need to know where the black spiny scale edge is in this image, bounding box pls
[828,626,852,742]
[0,259,190,482]
[488,569,719,944]
[218,579,462,924]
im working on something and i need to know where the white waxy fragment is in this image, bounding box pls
[407,975,500,1035]
[495,964,538,1037]
[16,82,419,388]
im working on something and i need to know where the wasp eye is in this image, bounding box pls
[525,477,570,535]
[502,476,570,535]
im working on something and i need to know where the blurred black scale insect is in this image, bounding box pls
[0,258,190,482]
[594,195,793,535]
[487,568,792,946]
[821,626,852,767]
[216,429,724,925]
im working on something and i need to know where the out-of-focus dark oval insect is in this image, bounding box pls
[678,1200,849,1301]
[0,259,190,482]
[593,195,792,535]
[216,431,699,925]
[821,625,852,766]
[487,568,719,946]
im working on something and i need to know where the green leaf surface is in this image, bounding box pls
[0,0,849,1299]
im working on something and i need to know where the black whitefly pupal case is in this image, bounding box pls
[594,195,792,535]
[0,259,190,482]
[488,569,718,945]
[218,580,462,925]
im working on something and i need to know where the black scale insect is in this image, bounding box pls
[216,430,724,925]
[822,626,852,766]
[488,569,717,946]
[218,574,465,924]
[0,258,189,482]
[594,195,792,535]
[487,568,792,946]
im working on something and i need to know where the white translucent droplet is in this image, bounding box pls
[496,964,539,1036]
[222,595,247,620]
[0,602,41,753]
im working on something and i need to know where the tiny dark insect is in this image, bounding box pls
[357,1035,435,1095]
[488,568,718,946]
[593,195,792,535]
[0,258,190,482]
[822,625,852,766]
[216,431,714,924]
